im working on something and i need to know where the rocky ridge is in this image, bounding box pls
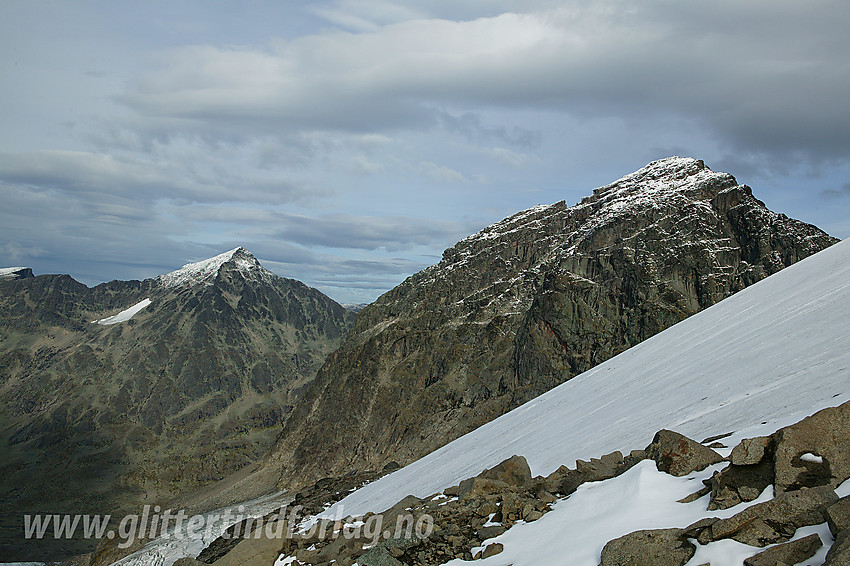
[0,248,354,561]
[265,157,838,489]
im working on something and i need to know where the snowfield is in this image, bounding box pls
[310,238,849,562]
[93,298,152,325]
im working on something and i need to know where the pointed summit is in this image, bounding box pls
[156,246,273,288]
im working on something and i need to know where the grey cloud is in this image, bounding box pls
[0,147,326,206]
[113,3,849,166]
[821,181,850,199]
[178,206,475,252]
[438,111,542,149]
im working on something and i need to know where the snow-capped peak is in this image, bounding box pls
[0,266,33,280]
[580,156,733,207]
[156,247,273,288]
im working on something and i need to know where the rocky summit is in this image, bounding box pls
[0,247,354,561]
[264,157,838,490]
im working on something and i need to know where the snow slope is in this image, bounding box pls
[321,237,850,519]
[94,298,152,325]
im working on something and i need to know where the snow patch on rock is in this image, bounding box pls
[93,298,152,325]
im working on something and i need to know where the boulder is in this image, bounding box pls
[646,430,724,477]
[479,454,532,487]
[742,533,822,566]
[772,401,850,492]
[599,528,695,566]
[730,436,774,466]
[681,518,719,542]
[576,451,626,483]
[357,546,405,566]
[457,477,512,499]
[707,459,775,510]
[480,542,504,558]
[826,496,850,537]
[709,485,838,546]
[476,525,506,541]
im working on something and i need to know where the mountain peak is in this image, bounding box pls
[156,247,272,288]
[579,156,735,208]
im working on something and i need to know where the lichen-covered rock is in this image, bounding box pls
[772,402,850,493]
[707,459,775,510]
[646,430,724,477]
[730,436,774,466]
[478,454,532,487]
[743,533,823,566]
[480,543,504,558]
[709,486,838,546]
[600,528,695,566]
[357,546,405,566]
[826,496,850,537]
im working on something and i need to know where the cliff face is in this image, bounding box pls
[0,248,353,561]
[266,157,838,488]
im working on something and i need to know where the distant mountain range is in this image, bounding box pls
[0,247,353,560]
[0,157,840,564]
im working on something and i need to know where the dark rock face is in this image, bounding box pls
[266,157,838,489]
[0,248,353,561]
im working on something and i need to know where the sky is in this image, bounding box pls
[1,0,849,304]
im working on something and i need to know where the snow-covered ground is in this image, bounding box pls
[440,427,850,566]
[302,238,850,563]
[93,298,152,325]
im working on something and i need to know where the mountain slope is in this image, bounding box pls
[323,232,850,525]
[265,157,838,489]
[0,248,353,561]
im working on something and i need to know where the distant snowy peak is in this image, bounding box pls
[156,247,275,289]
[0,266,34,280]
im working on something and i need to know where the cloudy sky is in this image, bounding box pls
[2,0,849,303]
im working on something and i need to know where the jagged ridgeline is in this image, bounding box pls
[265,157,838,489]
[0,248,354,560]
